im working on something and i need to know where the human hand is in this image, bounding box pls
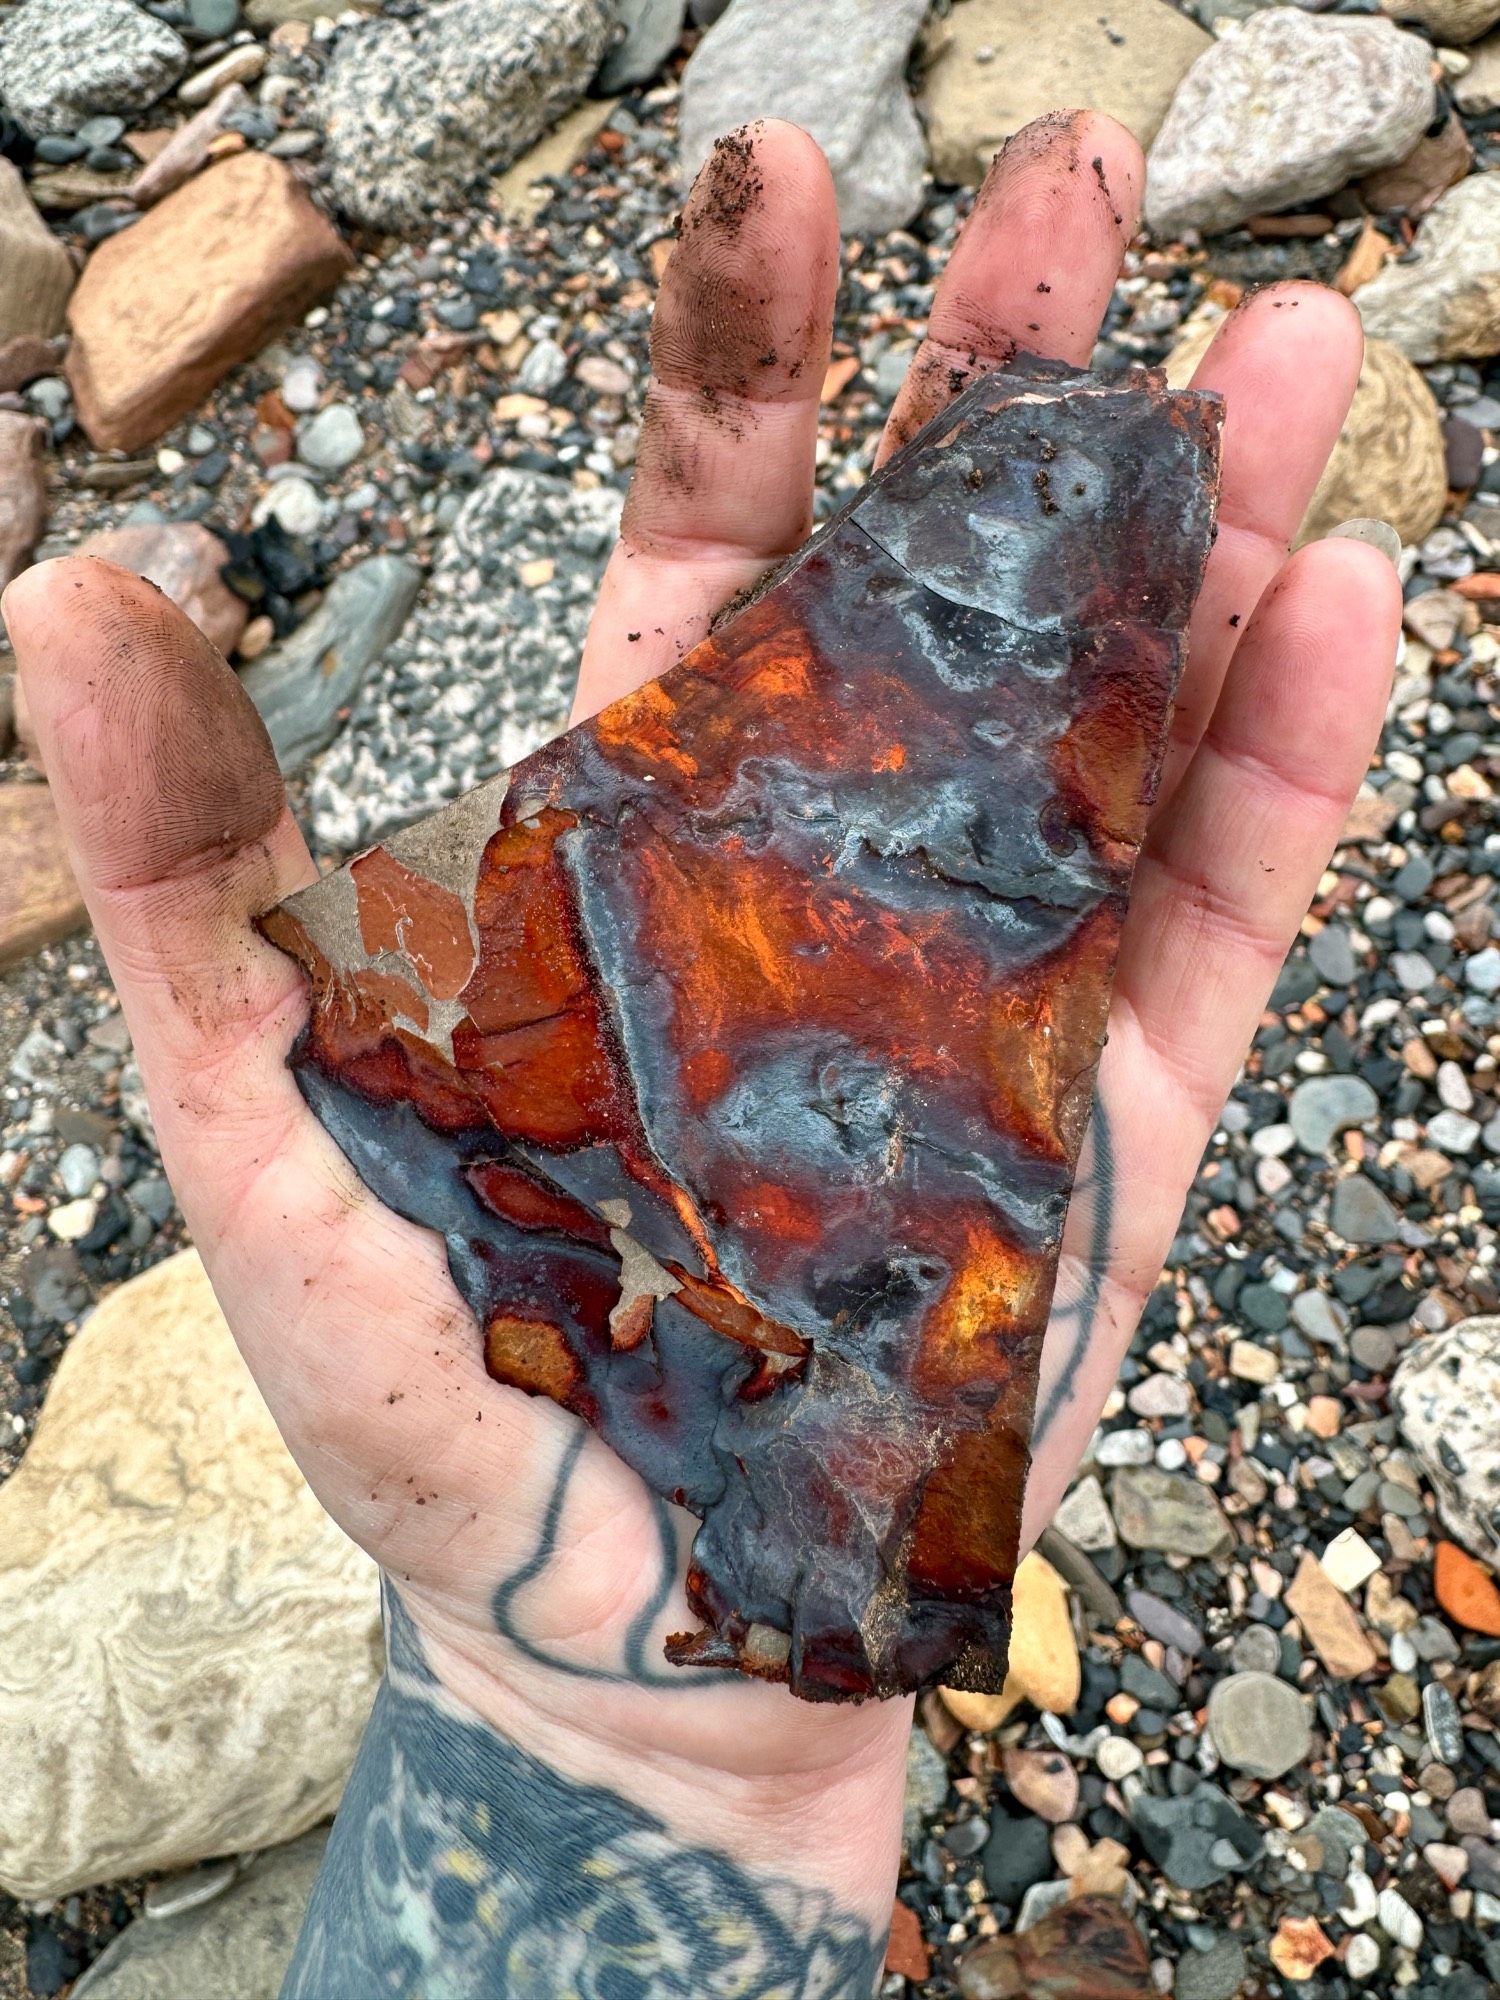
[4,112,1399,1994]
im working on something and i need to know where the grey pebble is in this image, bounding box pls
[297,404,366,475]
[56,1144,100,1199]
[1330,1173,1402,1245]
[1230,1624,1283,1675]
[1207,1671,1311,1780]
[1288,1074,1377,1155]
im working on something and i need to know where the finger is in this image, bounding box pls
[1157,282,1365,807]
[1024,536,1399,1530]
[572,120,839,722]
[876,110,1143,465]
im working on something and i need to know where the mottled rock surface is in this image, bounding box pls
[268,359,1222,1700]
[310,468,622,850]
[0,0,188,137]
[241,555,422,773]
[1145,11,1434,237]
[1354,173,1500,361]
[1393,1318,1500,1562]
[680,0,930,236]
[1166,310,1446,547]
[0,1251,382,1898]
[0,161,75,346]
[922,0,1211,185]
[319,0,614,229]
[1207,1672,1312,1779]
[75,524,248,658]
[66,152,353,452]
[71,1831,326,1999]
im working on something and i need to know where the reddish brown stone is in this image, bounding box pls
[0,411,46,594]
[66,152,353,453]
[885,1899,930,1983]
[262,357,1221,1700]
[956,1898,1152,1999]
[74,523,248,658]
[0,335,64,394]
[0,783,86,969]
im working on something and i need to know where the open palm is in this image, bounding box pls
[5,112,1398,1900]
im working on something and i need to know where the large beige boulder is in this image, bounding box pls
[921,0,1211,186]
[1165,307,1447,549]
[0,1250,382,1899]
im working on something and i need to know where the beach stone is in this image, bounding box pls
[310,468,622,851]
[1175,1937,1247,2000]
[74,523,247,658]
[66,152,353,453]
[0,408,46,593]
[0,0,189,137]
[1207,1671,1312,1778]
[679,0,929,237]
[920,0,1210,185]
[1166,318,1444,548]
[597,0,686,90]
[1355,175,1500,362]
[1001,1747,1079,1825]
[0,1251,382,1898]
[903,1727,950,1848]
[1111,1466,1231,1557]
[0,162,75,346]
[1392,1318,1500,1561]
[318,0,614,231]
[1053,1472,1117,1553]
[1359,110,1473,220]
[1380,0,1500,40]
[0,782,87,969]
[241,556,422,775]
[1288,1074,1379,1154]
[1285,1553,1379,1679]
[296,402,365,474]
[69,1829,325,1998]
[1455,34,1500,114]
[1144,11,1433,238]
[1330,1173,1402,1246]
[1132,1785,1262,1892]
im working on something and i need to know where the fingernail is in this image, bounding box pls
[1325,517,1401,567]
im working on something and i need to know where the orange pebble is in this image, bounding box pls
[1435,1541,1500,1637]
[885,1900,930,1982]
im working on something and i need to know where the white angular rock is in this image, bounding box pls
[319,0,614,230]
[1455,34,1500,114]
[1392,1316,1500,1562]
[679,0,929,236]
[0,0,189,137]
[1354,174,1500,362]
[0,1251,382,1899]
[1145,10,1434,238]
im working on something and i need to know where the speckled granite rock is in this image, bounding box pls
[1145,10,1433,237]
[318,0,614,230]
[1165,309,1447,547]
[0,1251,382,1899]
[310,468,621,851]
[1393,1318,1500,1562]
[0,0,188,137]
[1354,174,1500,361]
[679,0,929,236]
[71,1831,327,1999]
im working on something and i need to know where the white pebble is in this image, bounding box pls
[1377,1887,1422,1951]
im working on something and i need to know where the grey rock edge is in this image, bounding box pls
[72,1829,326,1999]
[678,0,930,237]
[242,555,423,775]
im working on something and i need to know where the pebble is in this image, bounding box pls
[1207,1671,1313,1779]
[1053,1473,1118,1553]
[47,1197,98,1242]
[1378,1886,1424,1950]
[1347,1934,1381,1981]
[1330,1173,1403,1245]
[55,1143,99,1198]
[1288,1074,1378,1154]
[1111,1466,1231,1557]
[1231,1624,1283,1675]
[280,358,323,413]
[1321,1527,1382,1593]
[1096,1735,1144,1781]
[296,402,365,473]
